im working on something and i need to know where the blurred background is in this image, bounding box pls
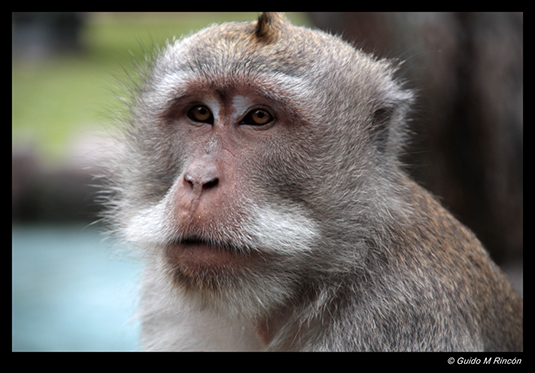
[12,12,522,351]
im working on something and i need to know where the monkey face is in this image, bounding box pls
[160,88,317,279]
[119,72,322,317]
[110,14,412,319]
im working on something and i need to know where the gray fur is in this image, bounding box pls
[103,13,522,351]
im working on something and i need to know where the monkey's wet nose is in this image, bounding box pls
[184,173,219,191]
[183,163,221,194]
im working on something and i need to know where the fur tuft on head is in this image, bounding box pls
[254,12,286,43]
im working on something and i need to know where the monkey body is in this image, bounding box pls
[106,13,522,351]
[137,175,522,351]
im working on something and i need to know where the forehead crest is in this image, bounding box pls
[254,12,286,44]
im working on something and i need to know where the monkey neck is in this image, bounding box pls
[253,280,341,350]
[254,300,302,348]
[254,314,283,347]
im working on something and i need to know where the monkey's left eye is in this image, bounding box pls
[241,109,274,126]
[187,105,214,124]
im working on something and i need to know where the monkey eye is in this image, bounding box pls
[241,109,273,126]
[187,105,214,124]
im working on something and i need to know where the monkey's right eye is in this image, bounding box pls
[187,105,214,124]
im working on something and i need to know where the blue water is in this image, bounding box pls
[12,224,142,351]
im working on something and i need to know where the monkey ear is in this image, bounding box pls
[368,57,413,154]
[370,84,413,154]
[371,106,394,154]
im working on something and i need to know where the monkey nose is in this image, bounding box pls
[183,166,220,194]
[184,173,219,191]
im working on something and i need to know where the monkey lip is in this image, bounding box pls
[166,237,253,276]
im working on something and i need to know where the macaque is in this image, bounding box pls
[104,13,522,351]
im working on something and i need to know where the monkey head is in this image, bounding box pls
[108,13,413,320]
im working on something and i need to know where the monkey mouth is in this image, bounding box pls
[165,236,255,277]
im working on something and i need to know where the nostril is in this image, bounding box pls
[203,178,219,190]
[183,172,219,192]
[182,159,220,194]
[184,174,196,188]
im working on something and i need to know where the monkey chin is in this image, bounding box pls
[165,237,256,281]
[164,237,294,322]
